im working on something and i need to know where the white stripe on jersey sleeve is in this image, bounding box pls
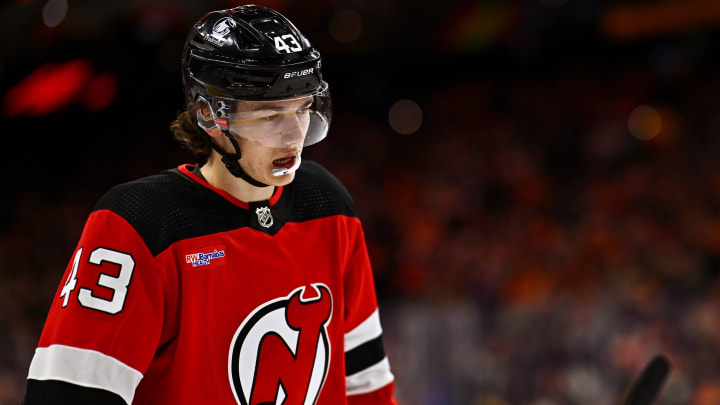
[27,344,143,405]
[346,357,394,395]
[344,309,383,352]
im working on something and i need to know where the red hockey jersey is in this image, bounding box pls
[25,162,397,405]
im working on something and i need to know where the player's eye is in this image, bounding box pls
[263,114,281,121]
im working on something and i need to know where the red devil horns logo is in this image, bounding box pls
[228,284,333,405]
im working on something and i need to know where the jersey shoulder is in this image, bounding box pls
[93,168,240,256]
[289,160,358,222]
[94,169,189,213]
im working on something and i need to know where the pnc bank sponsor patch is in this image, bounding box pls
[185,246,226,268]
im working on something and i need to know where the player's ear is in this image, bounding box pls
[195,99,222,138]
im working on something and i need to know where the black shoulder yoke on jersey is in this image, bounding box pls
[94,161,357,257]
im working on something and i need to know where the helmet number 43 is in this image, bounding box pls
[274,34,302,53]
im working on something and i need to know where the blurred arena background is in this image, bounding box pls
[3,0,720,404]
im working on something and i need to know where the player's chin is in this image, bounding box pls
[266,171,296,187]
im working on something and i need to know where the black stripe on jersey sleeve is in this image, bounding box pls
[23,379,126,405]
[345,335,386,376]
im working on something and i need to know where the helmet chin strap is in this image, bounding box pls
[195,123,270,188]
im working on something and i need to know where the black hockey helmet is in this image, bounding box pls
[181,5,332,185]
[182,5,326,103]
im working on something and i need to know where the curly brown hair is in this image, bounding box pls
[170,103,212,161]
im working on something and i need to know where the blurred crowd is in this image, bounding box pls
[312,53,720,404]
[4,2,720,405]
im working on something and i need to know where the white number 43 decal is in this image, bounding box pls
[273,34,302,53]
[60,247,135,315]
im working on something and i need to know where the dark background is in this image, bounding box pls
[3,0,720,404]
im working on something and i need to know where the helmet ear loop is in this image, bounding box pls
[195,98,241,163]
[192,98,243,172]
[195,98,216,131]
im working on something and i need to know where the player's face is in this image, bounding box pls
[230,97,312,186]
[203,96,312,187]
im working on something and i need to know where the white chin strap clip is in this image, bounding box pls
[272,154,302,177]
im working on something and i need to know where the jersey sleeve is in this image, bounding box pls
[24,209,177,405]
[343,218,398,405]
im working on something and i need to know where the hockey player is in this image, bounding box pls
[23,5,397,405]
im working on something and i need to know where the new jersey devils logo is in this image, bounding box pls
[228,284,333,405]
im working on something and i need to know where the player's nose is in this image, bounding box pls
[280,114,307,146]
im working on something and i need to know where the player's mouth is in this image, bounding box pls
[272,153,298,170]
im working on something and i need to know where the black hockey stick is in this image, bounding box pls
[621,354,671,405]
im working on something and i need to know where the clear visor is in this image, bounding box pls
[202,82,331,149]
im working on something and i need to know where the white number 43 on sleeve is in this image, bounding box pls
[60,247,135,315]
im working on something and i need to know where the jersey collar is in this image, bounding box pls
[178,164,283,210]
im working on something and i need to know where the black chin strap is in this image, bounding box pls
[195,123,270,188]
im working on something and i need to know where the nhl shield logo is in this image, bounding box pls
[255,206,273,228]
